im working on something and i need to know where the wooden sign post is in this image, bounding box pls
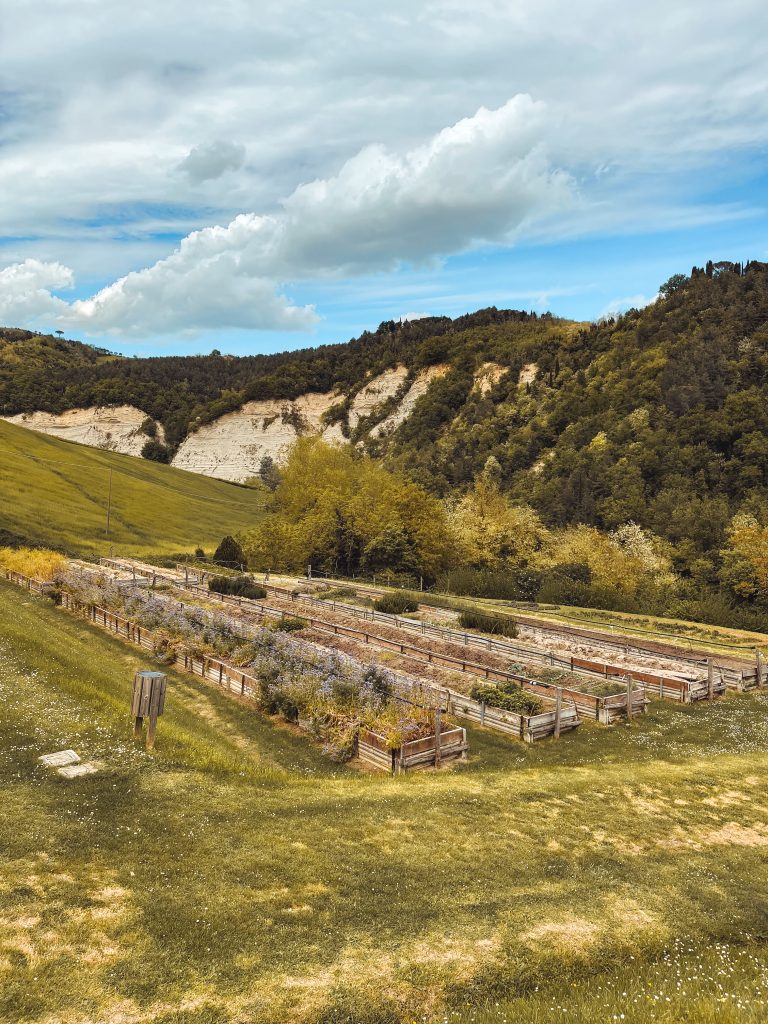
[132,671,167,750]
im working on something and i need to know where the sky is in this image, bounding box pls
[0,0,766,357]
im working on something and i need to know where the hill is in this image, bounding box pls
[3,259,768,601]
[0,308,567,451]
[0,418,264,557]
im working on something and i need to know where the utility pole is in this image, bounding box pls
[105,468,113,539]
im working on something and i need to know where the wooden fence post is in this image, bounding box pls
[625,675,633,722]
[757,649,764,686]
[434,708,442,767]
[707,658,714,701]
[554,687,562,739]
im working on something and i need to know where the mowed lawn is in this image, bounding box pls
[0,419,264,557]
[2,579,768,1024]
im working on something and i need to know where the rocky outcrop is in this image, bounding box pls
[347,365,409,430]
[5,363,475,482]
[474,362,508,395]
[171,392,340,482]
[2,405,162,456]
[372,364,450,437]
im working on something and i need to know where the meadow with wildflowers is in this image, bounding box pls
[2,576,768,1024]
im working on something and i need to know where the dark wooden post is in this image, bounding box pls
[707,658,714,701]
[757,649,764,686]
[132,671,167,749]
[434,707,442,767]
[554,686,562,739]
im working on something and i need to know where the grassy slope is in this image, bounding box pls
[3,579,768,1023]
[0,418,264,557]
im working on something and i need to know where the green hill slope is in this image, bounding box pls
[0,418,264,557]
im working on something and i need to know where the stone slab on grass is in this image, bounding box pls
[57,762,99,779]
[38,749,81,768]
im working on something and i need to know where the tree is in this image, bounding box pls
[449,471,549,571]
[720,513,768,602]
[258,454,281,492]
[240,438,454,581]
[361,526,419,576]
[213,535,246,570]
[659,273,688,297]
[141,439,170,463]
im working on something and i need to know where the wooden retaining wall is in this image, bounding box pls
[62,568,572,745]
[358,726,468,772]
[117,557,696,708]
[5,571,472,771]
[4,570,55,595]
[443,690,580,742]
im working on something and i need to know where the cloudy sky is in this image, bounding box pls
[1,0,766,355]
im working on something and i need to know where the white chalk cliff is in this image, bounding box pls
[171,391,341,482]
[2,405,164,456]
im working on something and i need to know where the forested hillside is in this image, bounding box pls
[0,308,564,450]
[3,260,768,624]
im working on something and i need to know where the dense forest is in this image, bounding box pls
[3,260,768,625]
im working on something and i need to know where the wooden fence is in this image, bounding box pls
[102,558,649,721]
[443,689,580,741]
[104,558,768,692]
[7,566,584,748]
[111,561,675,696]
[3,570,55,595]
[59,591,262,699]
[358,725,468,772]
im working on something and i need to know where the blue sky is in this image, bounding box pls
[0,0,766,357]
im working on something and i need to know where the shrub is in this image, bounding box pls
[458,609,518,637]
[213,535,246,570]
[470,682,542,715]
[373,591,419,615]
[208,575,266,600]
[437,567,541,601]
[0,546,66,582]
[324,586,359,600]
[273,616,307,632]
[141,438,171,463]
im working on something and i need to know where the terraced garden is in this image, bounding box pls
[3,575,768,1023]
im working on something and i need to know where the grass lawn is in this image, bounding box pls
[0,419,264,558]
[3,578,768,1023]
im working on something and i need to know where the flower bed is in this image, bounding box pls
[56,567,455,765]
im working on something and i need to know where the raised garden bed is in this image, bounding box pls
[444,688,580,742]
[357,725,467,772]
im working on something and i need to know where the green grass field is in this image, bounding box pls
[0,419,264,558]
[3,578,768,1023]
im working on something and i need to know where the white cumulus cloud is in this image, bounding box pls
[0,97,572,336]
